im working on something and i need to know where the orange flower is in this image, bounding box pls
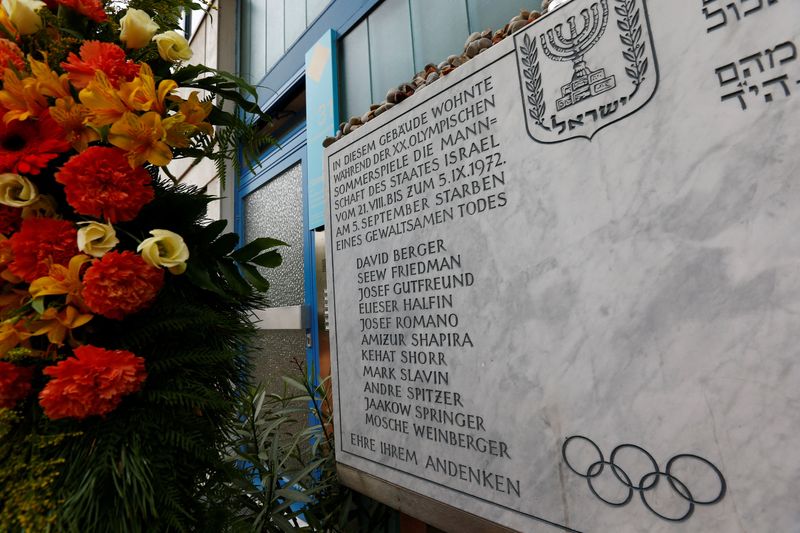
[55,146,154,221]
[119,63,176,115]
[31,305,93,345]
[108,111,172,167]
[39,345,146,420]
[0,109,71,174]
[162,113,194,148]
[49,97,99,151]
[178,91,213,136]
[0,39,26,80]
[0,288,27,314]
[28,55,70,99]
[62,41,139,90]
[0,237,20,283]
[0,7,18,39]
[29,253,91,306]
[8,217,77,283]
[0,319,32,354]
[0,69,47,123]
[81,251,163,320]
[53,0,107,23]
[79,71,129,127]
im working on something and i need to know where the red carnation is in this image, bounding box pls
[0,39,26,80]
[82,251,164,320]
[8,217,77,282]
[39,345,146,419]
[0,361,33,409]
[0,110,71,175]
[55,147,154,222]
[52,0,107,23]
[62,41,139,89]
[0,204,21,235]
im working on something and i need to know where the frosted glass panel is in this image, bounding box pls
[243,163,305,307]
[410,0,469,71]
[368,0,413,102]
[285,0,307,49]
[266,0,285,72]
[467,0,541,33]
[250,330,306,394]
[340,20,371,121]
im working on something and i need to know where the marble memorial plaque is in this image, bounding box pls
[324,1,800,531]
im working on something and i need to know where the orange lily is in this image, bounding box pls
[50,97,100,151]
[119,63,177,115]
[29,254,91,307]
[0,8,18,39]
[79,70,130,127]
[29,56,71,100]
[31,305,93,346]
[0,238,21,284]
[0,319,32,354]
[0,69,47,123]
[108,111,173,167]
[179,91,213,136]
[162,113,196,148]
[0,289,27,315]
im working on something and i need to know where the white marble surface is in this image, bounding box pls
[324,1,800,531]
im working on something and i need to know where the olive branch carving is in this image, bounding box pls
[520,34,549,130]
[615,0,648,98]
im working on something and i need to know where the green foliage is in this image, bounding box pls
[168,63,274,187]
[221,365,393,533]
[3,184,283,533]
[111,0,213,31]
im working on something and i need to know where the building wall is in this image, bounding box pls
[339,0,542,120]
[169,1,237,222]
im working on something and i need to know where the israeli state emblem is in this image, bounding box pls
[514,0,658,143]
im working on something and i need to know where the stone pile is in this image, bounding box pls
[323,4,565,147]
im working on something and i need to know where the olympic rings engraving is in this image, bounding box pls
[562,435,726,523]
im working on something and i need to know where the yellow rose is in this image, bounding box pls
[77,221,119,258]
[120,8,159,49]
[1,0,44,35]
[0,173,38,207]
[152,31,192,62]
[21,194,57,219]
[137,229,189,274]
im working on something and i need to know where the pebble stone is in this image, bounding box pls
[325,6,544,146]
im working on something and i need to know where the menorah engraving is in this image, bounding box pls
[540,0,616,111]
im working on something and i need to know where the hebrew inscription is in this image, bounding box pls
[702,0,779,33]
[715,40,798,110]
[514,0,658,143]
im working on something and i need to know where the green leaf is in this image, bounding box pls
[200,219,228,241]
[218,259,250,295]
[31,297,45,314]
[239,263,269,292]
[184,263,226,296]
[207,107,238,127]
[210,233,239,256]
[230,237,288,262]
[250,250,283,269]
[285,458,325,488]
[275,487,313,504]
[281,376,309,394]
